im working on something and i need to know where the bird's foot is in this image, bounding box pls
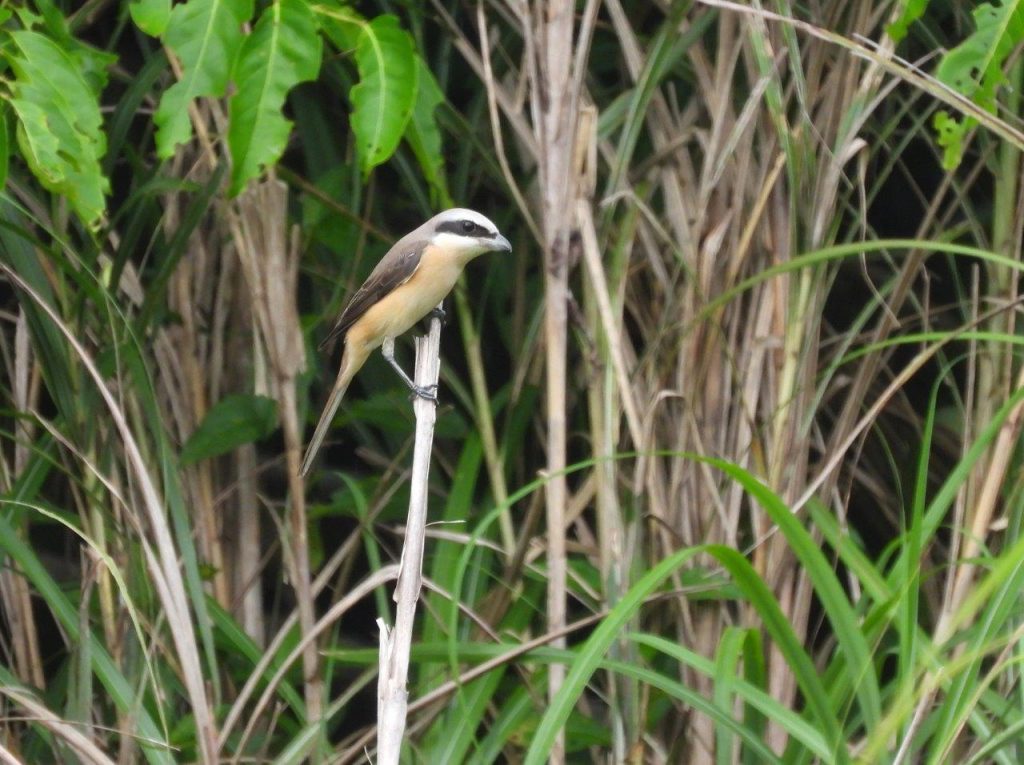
[428,304,447,325]
[410,383,439,402]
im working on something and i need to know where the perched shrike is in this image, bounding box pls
[301,208,512,476]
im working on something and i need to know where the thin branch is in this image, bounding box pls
[376,313,443,764]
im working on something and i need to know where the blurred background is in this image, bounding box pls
[1,1,1023,763]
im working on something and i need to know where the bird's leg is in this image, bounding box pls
[381,336,438,401]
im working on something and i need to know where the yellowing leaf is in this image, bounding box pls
[7,30,110,229]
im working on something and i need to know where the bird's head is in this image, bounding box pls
[429,208,512,260]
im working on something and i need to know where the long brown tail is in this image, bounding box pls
[301,346,366,476]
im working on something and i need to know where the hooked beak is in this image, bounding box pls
[491,233,512,252]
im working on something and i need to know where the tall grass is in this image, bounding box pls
[1,0,1023,763]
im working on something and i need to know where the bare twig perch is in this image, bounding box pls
[376,312,443,763]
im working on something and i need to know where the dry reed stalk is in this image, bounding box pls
[578,3,907,756]
[233,443,264,646]
[230,564,401,761]
[0,309,44,691]
[0,687,116,765]
[151,101,279,670]
[229,180,320,731]
[377,316,443,764]
[912,94,1024,744]
[221,509,385,753]
[0,264,219,763]
[154,153,233,640]
[524,1,597,759]
[336,610,612,764]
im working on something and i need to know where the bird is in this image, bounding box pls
[301,208,512,476]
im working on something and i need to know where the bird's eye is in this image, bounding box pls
[461,220,476,234]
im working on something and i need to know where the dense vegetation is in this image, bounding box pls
[1,0,1024,762]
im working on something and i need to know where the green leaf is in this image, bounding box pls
[180,393,277,464]
[25,3,117,94]
[937,1,1024,104]
[405,56,448,205]
[713,628,748,765]
[705,545,849,764]
[7,30,110,229]
[0,509,176,764]
[130,0,172,37]
[227,0,322,196]
[934,110,972,170]
[349,14,417,177]
[154,0,254,158]
[313,3,364,51]
[707,459,882,733]
[524,547,700,765]
[11,7,42,29]
[0,109,9,191]
[932,0,1024,168]
[886,0,931,43]
[314,6,417,177]
[629,633,829,761]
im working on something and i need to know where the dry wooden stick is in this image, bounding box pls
[376,312,443,764]
[229,181,321,739]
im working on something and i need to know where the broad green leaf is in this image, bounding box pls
[11,7,42,29]
[7,30,110,229]
[154,0,254,158]
[933,0,1024,168]
[349,14,417,177]
[312,3,364,51]
[180,393,277,464]
[886,0,932,42]
[313,5,416,176]
[227,0,322,196]
[26,2,116,93]
[937,1,1024,102]
[69,45,117,98]
[405,56,448,205]
[130,0,172,37]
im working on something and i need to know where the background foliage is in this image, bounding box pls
[2,0,1024,763]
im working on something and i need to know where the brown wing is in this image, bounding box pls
[319,242,426,350]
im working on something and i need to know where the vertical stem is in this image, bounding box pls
[231,180,310,754]
[530,2,581,759]
[543,230,569,765]
[234,444,264,647]
[377,314,442,764]
[453,285,515,554]
[280,382,322,731]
